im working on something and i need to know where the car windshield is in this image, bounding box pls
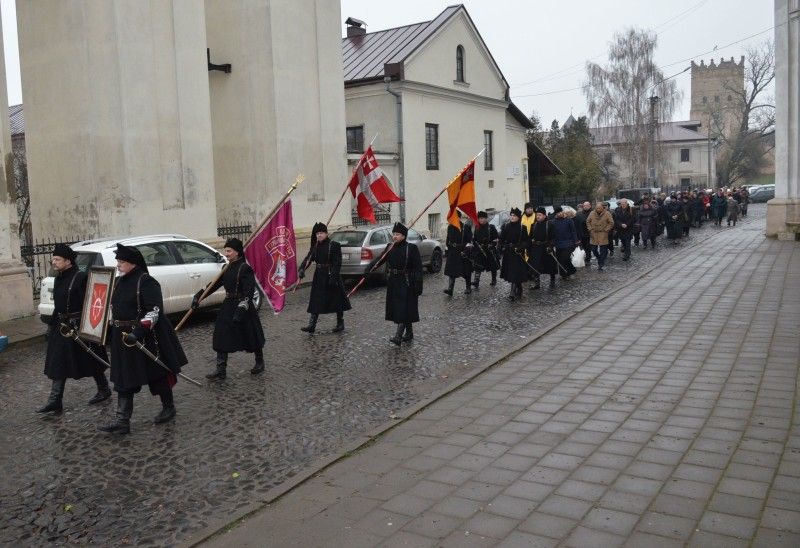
[47,251,100,277]
[331,231,367,247]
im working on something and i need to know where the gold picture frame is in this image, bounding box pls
[79,266,116,345]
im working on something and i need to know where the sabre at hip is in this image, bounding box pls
[122,332,203,387]
[513,249,541,276]
[59,323,110,369]
[548,250,570,276]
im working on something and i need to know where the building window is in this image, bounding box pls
[488,179,494,189]
[425,123,439,170]
[603,152,614,166]
[714,95,720,102]
[702,96,707,104]
[456,45,465,82]
[428,213,441,239]
[346,125,364,153]
[680,148,690,162]
[680,177,691,188]
[727,94,732,101]
[483,130,493,170]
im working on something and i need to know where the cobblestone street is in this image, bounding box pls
[0,206,768,546]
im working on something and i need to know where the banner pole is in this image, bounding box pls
[174,174,304,331]
[325,134,380,227]
[346,149,485,299]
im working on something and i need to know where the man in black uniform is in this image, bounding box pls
[194,238,266,380]
[443,213,473,295]
[471,211,500,289]
[574,202,593,267]
[529,207,558,288]
[99,244,188,435]
[37,243,111,413]
[385,222,423,346]
[499,207,529,301]
[298,222,351,333]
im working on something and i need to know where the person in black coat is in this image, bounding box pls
[574,202,593,267]
[384,223,423,346]
[470,211,500,289]
[529,207,558,288]
[37,244,111,414]
[443,215,473,295]
[499,208,529,301]
[552,207,578,280]
[298,222,351,334]
[99,244,188,435]
[193,238,266,380]
[612,199,635,261]
[664,196,684,243]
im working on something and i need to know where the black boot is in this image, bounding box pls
[154,390,176,424]
[464,278,472,294]
[490,271,497,286]
[443,277,455,296]
[472,272,481,289]
[389,324,405,346]
[37,379,65,413]
[250,349,265,375]
[402,323,414,342]
[332,312,345,333]
[88,373,112,405]
[98,393,132,434]
[206,354,227,380]
[549,275,556,288]
[301,314,318,333]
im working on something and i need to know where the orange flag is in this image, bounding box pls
[446,159,478,228]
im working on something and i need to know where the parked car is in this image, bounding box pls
[748,184,774,202]
[330,225,443,281]
[38,234,261,323]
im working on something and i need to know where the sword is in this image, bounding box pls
[514,249,541,276]
[548,250,571,276]
[121,332,203,387]
[59,323,110,369]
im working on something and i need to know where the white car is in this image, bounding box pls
[38,234,260,323]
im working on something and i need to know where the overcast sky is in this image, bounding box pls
[341,0,774,125]
[2,0,774,126]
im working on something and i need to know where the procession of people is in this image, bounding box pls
[35,185,747,434]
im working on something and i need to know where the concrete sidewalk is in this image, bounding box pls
[201,225,799,548]
[0,313,46,348]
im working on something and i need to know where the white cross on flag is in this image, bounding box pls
[348,146,402,223]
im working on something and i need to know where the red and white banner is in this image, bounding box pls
[244,201,298,314]
[348,146,402,223]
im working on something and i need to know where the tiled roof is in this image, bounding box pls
[591,121,707,146]
[9,104,23,136]
[342,5,462,84]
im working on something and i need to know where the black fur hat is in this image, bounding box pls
[114,243,148,272]
[392,222,408,236]
[510,207,522,217]
[52,243,76,262]
[224,237,244,256]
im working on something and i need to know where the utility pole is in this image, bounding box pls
[648,95,659,186]
[707,114,712,189]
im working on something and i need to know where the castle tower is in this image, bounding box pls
[690,57,745,138]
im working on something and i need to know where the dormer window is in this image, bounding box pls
[456,45,465,82]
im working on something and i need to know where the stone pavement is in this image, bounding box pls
[0,313,47,347]
[201,222,800,547]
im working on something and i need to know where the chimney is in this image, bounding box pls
[346,17,366,37]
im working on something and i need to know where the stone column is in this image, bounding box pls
[767,0,800,238]
[17,0,218,242]
[0,7,35,321]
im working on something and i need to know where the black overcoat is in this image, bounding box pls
[207,258,265,353]
[613,207,636,237]
[664,201,684,239]
[444,224,473,279]
[109,268,187,393]
[471,223,500,272]
[499,221,529,284]
[529,221,557,275]
[384,240,422,324]
[44,265,108,380]
[304,239,351,315]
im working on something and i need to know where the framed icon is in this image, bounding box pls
[79,267,116,345]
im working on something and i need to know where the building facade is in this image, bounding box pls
[342,5,531,238]
[689,57,745,139]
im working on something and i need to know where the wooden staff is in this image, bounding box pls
[346,149,485,299]
[174,174,305,331]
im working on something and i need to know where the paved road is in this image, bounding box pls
[0,207,765,546]
[205,206,800,547]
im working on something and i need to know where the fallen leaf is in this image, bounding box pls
[64,504,73,512]
[232,472,240,479]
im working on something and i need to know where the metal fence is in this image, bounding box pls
[217,222,252,242]
[351,209,391,227]
[20,236,86,300]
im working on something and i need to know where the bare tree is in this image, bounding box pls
[711,40,775,187]
[584,28,682,186]
[11,148,31,243]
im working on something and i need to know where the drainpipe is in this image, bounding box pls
[384,77,405,223]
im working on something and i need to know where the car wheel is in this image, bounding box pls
[252,287,263,311]
[427,248,443,273]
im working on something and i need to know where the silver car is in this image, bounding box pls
[331,225,443,281]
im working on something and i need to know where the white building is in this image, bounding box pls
[342,5,532,238]
[590,120,717,190]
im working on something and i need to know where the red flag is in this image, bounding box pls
[244,201,298,313]
[447,160,479,228]
[348,146,402,223]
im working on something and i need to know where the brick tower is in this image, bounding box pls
[690,57,745,138]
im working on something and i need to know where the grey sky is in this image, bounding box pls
[2,1,774,125]
[340,0,774,126]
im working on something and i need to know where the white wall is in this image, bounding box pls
[596,140,715,189]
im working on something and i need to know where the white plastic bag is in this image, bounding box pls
[571,247,586,268]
